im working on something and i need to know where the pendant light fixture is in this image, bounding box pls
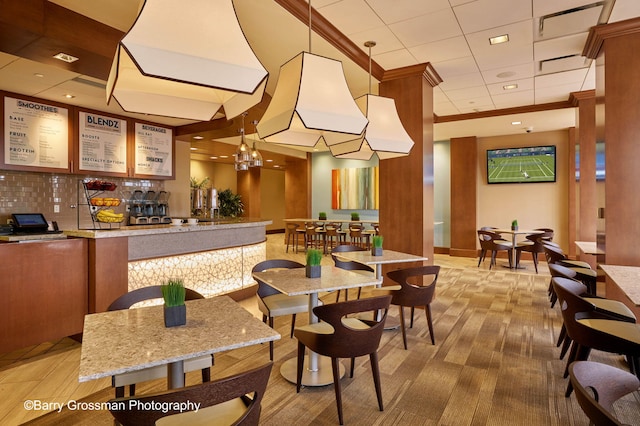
[106,0,268,121]
[235,112,251,170]
[329,41,414,160]
[256,0,367,147]
[248,120,263,168]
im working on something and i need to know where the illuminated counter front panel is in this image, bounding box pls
[128,241,265,298]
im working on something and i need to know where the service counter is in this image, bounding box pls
[65,218,271,313]
[1,219,270,353]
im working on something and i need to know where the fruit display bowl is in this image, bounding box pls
[85,180,117,191]
[90,197,121,207]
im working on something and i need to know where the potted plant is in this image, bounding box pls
[217,189,244,218]
[511,219,518,231]
[305,248,322,278]
[318,212,327,220]
[371,235,384,256]
[161,279,187,327]
[350,212,360,221]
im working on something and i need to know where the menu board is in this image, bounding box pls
[4,97,68,169]
[134,122,173,177]
[79,111,127,173]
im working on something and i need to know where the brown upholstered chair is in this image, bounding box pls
[477,229,513,269]
[544,244,599,295]
[552,277,640,397]
[252,259,309,361]
[294,295,392,425]
[109,362,273,426]
[107,286,213,398]
[515,229,554,273]
[386,265,440,349]
[569,361,640,426]
[331,244,374,302]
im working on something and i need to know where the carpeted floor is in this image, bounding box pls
[19,264,640,425]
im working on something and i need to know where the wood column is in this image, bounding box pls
[584,18,640,266]
[285,155,311,219]
[571,91,597,265]
[378,64,440,277]
[237,167,261,218]
[449,136,478,257]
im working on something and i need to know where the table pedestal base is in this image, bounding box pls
[280,355,344,386]
[167,360,184,389]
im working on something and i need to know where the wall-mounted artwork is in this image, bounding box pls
[331,166,379,210]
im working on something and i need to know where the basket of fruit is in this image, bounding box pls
[90,197,121,207]
[85,180,117,191]
[95,209,125,223]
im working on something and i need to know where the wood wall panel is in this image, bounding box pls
[576,94,597,247]
[285,156,311,219]
[449,136,477,257]
[89,237,128,313]
[237,167,261,218]
[1,238,88,353]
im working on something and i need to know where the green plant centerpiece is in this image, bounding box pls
[217,189,244,218]
[318,212,327,220]
[305,248,323,278]
[511,219,518,231]
[350,212,360,221]
[371,235,384,256]
[161,279,187,327]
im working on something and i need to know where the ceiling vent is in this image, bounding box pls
[71,76,107,89]
[538,2,605,40]
[539,54,590,74]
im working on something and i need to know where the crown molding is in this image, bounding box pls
[583,17,640,59]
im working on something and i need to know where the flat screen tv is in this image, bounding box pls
[487,145,556,184]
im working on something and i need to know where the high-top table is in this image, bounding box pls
[492,228,544,270]
[79,296,280,389]
[599,264,640,318]
[252,265,381,386]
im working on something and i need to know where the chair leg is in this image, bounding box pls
[296,342,305,393]
[532,252,539,273]
[331,357,345,425]
[559,334,572,360]
[201,367,211,382]
[350,357,355,378]
[556,324,566,347]
[290,314,297,338]
[269,317,275,361]
[425,305,435,345]
[490,251,497,270]
[478,249,486,267]
[409,306,415,328]
[399,306,408,350]
[370,352,384,412]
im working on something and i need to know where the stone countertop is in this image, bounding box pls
[64,218,272,239]
[600,264,640,306]
[79,296,280,382]
[0,233,68,242]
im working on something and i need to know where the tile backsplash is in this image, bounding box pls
[0,170,164,230]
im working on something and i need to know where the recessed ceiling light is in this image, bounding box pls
[190,147,197,151]
[496,71,516,79]
[64,94,75,99]
[33,73,44,78]
[503,84,518,90]
[273,165,280,168]
[210,156,218,159]
[511,121,522,125]
[192,135,204,140]
[53,52,79,63]
[489,34,509,45]
[266,159,273,162]
[220,155,229,158]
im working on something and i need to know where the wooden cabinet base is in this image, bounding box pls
[0,239,88,353]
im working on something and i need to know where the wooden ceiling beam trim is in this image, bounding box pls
[434,100,574,123]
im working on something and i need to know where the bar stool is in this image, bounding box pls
[285,223,299,253]
[324,222,344,254]
[348,222,370,249]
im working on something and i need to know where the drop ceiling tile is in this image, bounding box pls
[535,81,582,103]
[439,72,485,91]
[491,89,535,108]
[373,49,418,70]
[454,96,496,113]
[388,8,462,48]
[487,77,534,95]
[0,52,17,67]
[409,36,472,64]
[433,87,449,103]
[581,62,596,91]
[432,56,479,79]
[609,0,640,22]
[317,0,384,35]
[434,102,461,116]
[536,4,602,41]
[466,20,533,71]
[535,68,588,88]
[534,32,589,62]
[445,84,491,101]
[349,26,405,55]
[366,0,451,24]
[481,62,535,84]
[453,0,532,34]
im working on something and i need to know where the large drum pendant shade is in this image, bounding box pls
[106,0,268,121]
[256,52,368,148]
